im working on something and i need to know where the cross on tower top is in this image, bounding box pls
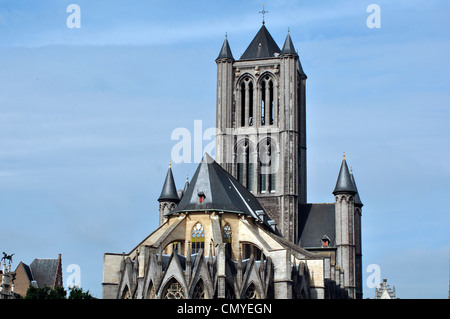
[259,4,268,24]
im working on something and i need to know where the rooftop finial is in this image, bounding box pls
[343,152,346,160]
[169,161,171,168]
[259,4,268,25]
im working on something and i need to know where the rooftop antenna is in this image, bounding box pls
[259,4,268,25]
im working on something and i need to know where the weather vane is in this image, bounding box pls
[259,4,268,25]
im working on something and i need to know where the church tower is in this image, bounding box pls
[215,23,307,243]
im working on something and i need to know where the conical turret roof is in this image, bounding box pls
[280,31,297,55]
[216,35,234,61]
[158,164,180,203]
[333,155,357,195]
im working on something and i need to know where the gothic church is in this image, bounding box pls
[102,21,364,299]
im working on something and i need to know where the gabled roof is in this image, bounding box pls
[158,165,180,203]
[240,24,281,60]
[29,258,60,289]
[169,153,275,231]
[16,261,33,282]
[333,155,357,195]
[216,35,234,61]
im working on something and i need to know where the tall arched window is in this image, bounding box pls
[236,140,255,191]
[259,138,276,193]
[223,224,232,258]
[239,76,254,127]
[240,82,246,127]
[260,75,274,126]
[191,222,205,254]
[261,80,266,125]
[248,81,254,126]
[163,278,184,299]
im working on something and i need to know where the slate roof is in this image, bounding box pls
[29,258,59,288]
[169,153,275,232]
[158,165,180,203]
[298,203,336,248]
[240,24,281,60]
[333,156,357,195]
[280,32,297,55]
[216,35,234,61]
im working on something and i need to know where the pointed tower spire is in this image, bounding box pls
[280,29,306,77]
[333,153,357,195]
[280,29,297,56]
[158,162,180,203]
[216,34,234,61]
[183,175,190,193]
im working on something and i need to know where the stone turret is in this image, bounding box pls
[158,162,180,225]
[333,153,357,299]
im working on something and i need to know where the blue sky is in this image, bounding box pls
[0,0,449,299]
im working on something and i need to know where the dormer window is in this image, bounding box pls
[322,235,330,247]
[197,190,205,204]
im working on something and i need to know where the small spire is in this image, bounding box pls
[343,152,346,160]
[333,154,357,195]
[183,175,190,193]
[216,33,234,61]
[280,29,298,56]
[169,160,171,168]
[158,163,180,203]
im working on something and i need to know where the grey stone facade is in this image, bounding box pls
[102,22,364,299]
[215,25,307,244]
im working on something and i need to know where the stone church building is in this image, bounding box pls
[102,21,364,299]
